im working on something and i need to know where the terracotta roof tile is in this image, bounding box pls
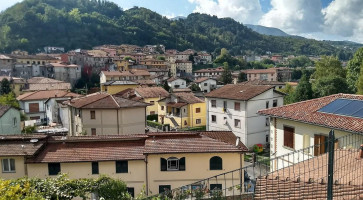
[255,149,363,199]
[194,67,224,73]
[17,90,81,101]
[135,79,156,85]
[28,140,145,163]
[65,92,148,109]
[194,77,216,83]
[258,94,363,134]
[242,68,277,74]
[144,131,248,154]
[27,77,64,84]
[0,105,12,117]
[167,77,185,82]
[173,92,204,104]
[173,88,192,93]
[205,84,273,101]
[135,87,169,98]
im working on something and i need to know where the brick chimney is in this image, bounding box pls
[358,144,363,160]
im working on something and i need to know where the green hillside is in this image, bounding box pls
[0,0,356,57]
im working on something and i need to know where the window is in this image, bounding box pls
[184,120,187,125]
[273,100,278,107]
[265,118,270,126]
[160,157,185,171]
[196,119,201,124]
[92,162,99,174]
[210,184,222,193]
[314,135,328,156]
[211,115,217,123]
[91,128,96,136]
[29,103,39,113]
[48,163,61,175]
[150,101,155,105]
[204,83,208,86]
[266,101,269,109]
[266,135,269,143]
[90,111,96,119]
[211,100,216,107]
[116,161,128,173]
[234,119,241,128]
[196,108,201,113]
[127,187,135,198]
[210,156,222,170]
[161,106,164,110]
[159,185,171,194]
[234,102,240,111]
[13,117,17,127]
[283,126,294,149]
[223,101,227,110]
[2,158,15,173]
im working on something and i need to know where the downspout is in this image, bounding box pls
[274,117,277,171]
[145,154,149,195]
[117,109,119,135]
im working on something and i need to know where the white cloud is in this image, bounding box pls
[323,0,363,42]
[0,0,22,12]
[188,0,263,24]
[259,0,324,34]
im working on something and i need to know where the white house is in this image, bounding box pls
[194,77,217,93]
[167,77,187,89]
[17,90,80,124]
[45,94,82,126]
[205,83,284,147]
[258,93,363,171]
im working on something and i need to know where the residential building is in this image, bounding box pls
[25,77,71,92]
[194,77,217,93]
[143,45,165,53]
[0,76,25,97]
[271,55,283,63]
[100,70,151,84]
[64,92,149,136]
[0,105,21,135]
[258,93,363,170]
[17,90,79,123]
[44,47,65,54]
[8,54,58,65]
[0,55,14,74]
[242,80,286,90]
[206,83,285,147]
[167,77,187,89]
[101,81,139,94]
[113,57,134,71]
[175,53,190,61]
[49,63,81,86]
[194,53,212,64]
[158,92,206,128]
[170,60,193,77]
[117,44,142,54]
[139,59,167,69]
[243,68,278,81]
[147,68,169,85]
[12,63,55,80]
[0,131,247,196]
[194,67,224,79]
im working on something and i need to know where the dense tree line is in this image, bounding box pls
[0,0,356,56]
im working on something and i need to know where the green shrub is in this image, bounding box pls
[146,114,158,122]
[147,120,163,129]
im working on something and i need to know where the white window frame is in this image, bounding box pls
[2,158,15,173]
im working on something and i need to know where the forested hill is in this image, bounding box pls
[0,0,355,56]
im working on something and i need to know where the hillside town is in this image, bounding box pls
[0,42,362,199]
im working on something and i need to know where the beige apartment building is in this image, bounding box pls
[0,131,248,197]
[64,92,149,136]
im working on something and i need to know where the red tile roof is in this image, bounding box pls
[194,77,216,83]
[167,77,185,82]
[194,67,224,73]
[258,94,363,134]
[0,135,48,156]
[242,68,277,74]
[17,90,81,101]
[28,140,145,163]
[65,92,148,109]
[173,92,204,104]
[144,131,248,154]
[135,87,169,98]
[205,84,273,101]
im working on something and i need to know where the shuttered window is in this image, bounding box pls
[92,162,99,174]
[29,103,39,113]
[115,161,128,173]
[283,126,294,149]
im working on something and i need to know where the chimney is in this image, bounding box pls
[235,136,241,147]
[358,144,363,159]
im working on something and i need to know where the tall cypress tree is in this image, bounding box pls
[294,73,312,102]
[357,62,363,95]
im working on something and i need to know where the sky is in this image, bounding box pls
[1,0,362,43]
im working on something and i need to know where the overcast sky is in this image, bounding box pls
[1,0,362,43]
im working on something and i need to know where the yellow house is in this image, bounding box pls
[99,70,151,93]
[0,132,248,197]
[158,92,206,129]
[132,87,169,116]
[113,58,134,71]
[101,81,139,94]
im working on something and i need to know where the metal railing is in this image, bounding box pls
[146,130,363,200]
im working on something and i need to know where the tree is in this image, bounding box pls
[220,62,232,84]
[0,92,19,108]
[313,76,349,97]
[312,56,345,80]
[347,47,363,93]
[237,72,247,83]
[0,78,11,95]
[294,73,312,102]
[278,83,295,105]
[156,56,165,61]
[190,83,201,92]
[357,62,363,95]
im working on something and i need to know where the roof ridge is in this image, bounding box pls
[110,94,121,108]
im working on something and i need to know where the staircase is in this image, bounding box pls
[169,117,179,127]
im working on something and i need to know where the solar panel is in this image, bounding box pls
[318,98,363,119]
